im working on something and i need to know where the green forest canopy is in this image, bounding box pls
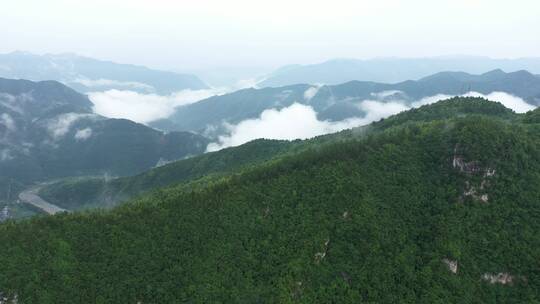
[1,97,539,303]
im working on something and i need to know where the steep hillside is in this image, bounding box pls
[39,139,299,211]
[0,78,208,202]
[0,51,208,94]
[39,97,520,211]
[1,99,538,302]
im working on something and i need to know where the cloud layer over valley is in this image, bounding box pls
[207,91,536,151]
[89,88,227,124]
[207,101,408,152]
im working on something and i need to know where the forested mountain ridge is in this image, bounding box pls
[154,70,540,135]
[39,139,300,211]
[0,78,208,204]
[40,97,518,211]
[1,98,539,302]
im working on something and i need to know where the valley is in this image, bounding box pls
[18,184,65,215]
[0,78,209,206]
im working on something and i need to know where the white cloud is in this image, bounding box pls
[207,101,407,151]
[206,91,536,152]
[0,93,23,114]
[47,113,95,140]
[304,86,320,101]
[89,88,226,124]
[410,91,535,113]
[74,128,92,141]
[72,77,155,91]
[464,92,535,113]
[0,113,16,132]
[357,100,409,121]
[410,94,453,107]
[207,103,332,151]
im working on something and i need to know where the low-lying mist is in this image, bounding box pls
[89,88,227,124]
[207,91,535,151]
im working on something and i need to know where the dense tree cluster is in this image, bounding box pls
[1,98,539,303]
[39,139,298,211]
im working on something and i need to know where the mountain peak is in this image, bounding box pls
[509,69,535,77]
[482,68,505,75]
[418,71,473,82]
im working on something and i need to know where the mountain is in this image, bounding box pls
[38,139,300,211]
[0,78,208,200]
[152,70,540,135]
[151,84,311,134]
[259,56,540,87]
[0,51,208,94]
[40,97,518,212]
[1,98,539,302]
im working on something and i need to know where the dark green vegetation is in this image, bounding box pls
[1,98,539,303]
[39,139,299,211]
[371,97,518,130]
[523,107,540,124]
[0,78,208,202]
[0,51,208,93]
[41,97,521,211]
[154,69,540,134]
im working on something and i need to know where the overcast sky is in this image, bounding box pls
[1,0,539,71]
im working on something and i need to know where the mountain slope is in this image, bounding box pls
[310,69,540,106]
[259,56,540,87]
[154,70,540,134]
[1,100,539,302]
[41,97,520,211]
[0,51,208,94]
[151,84,311,134]
[0,78,208,201]
[39,139,299,211]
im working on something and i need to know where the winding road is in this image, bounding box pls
[18,185,66,215]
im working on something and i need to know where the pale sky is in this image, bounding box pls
[1,0,539,71]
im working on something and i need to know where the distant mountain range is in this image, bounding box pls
[0,78,208,200]
[152,69,540,135]
[2,67,539,198]
[259,56,540,87]
[0,51,208,94]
